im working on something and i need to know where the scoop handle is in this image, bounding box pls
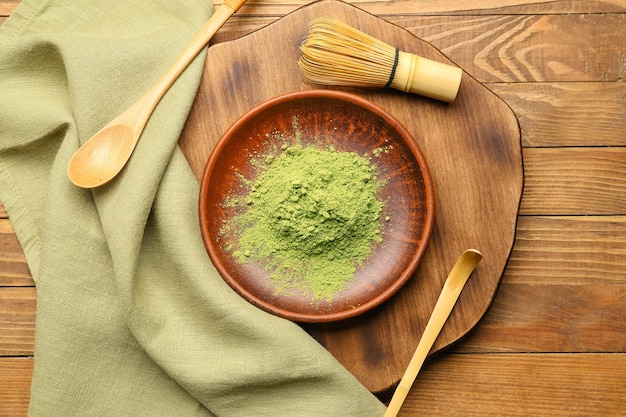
[383,249,483,417]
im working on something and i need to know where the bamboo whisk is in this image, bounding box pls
[299,18,463,103]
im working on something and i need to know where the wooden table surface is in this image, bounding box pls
[1,0,625,416]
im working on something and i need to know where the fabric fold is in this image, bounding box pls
[0,0,386,416]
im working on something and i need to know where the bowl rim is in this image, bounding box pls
[199,89,435,322]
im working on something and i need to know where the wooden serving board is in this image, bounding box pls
[179,0,523,396]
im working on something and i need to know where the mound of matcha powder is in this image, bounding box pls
[225,144,385,300]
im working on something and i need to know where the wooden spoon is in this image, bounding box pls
[67,0,247,188]
[384,248,483,417]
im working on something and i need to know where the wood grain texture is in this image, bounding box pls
[521,148,626,215]
[217,13,626,83]
[214,0,626,16]
[0,219,33,286]
[461,215,626,353]
[1,0,625,415]
[507,216,626,285]
[180,0,522,393]
[403,14,626,82]
[6,216,626,356]
[0,358,32,417]
[0,287,36,356]
[7,3,624,83]
[1,354,624,417]
[2,0,626,17]
[402,353,626,417]
[461,283,626,353]
[0,0,18,16]
[489,82,626,147]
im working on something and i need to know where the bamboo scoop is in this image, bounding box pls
[67,0,247,188]
[299,18,462,103]
[384,249,483,417]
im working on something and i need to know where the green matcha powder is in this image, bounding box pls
[224,144,385,301]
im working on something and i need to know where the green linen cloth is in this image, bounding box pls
[0,0,386,415]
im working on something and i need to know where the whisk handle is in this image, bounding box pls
[392,52,463,103]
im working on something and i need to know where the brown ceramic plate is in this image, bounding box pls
[198,90,434,322]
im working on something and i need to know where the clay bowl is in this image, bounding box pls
[199,90,434,322]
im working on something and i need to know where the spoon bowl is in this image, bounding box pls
[67,125,136,188]
[67,0,248,188]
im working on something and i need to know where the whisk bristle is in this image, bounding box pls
[298,17,464,102]
[299,18,398,88]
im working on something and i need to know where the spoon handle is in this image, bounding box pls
[383,249,483,417]
[131,0,248,133]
